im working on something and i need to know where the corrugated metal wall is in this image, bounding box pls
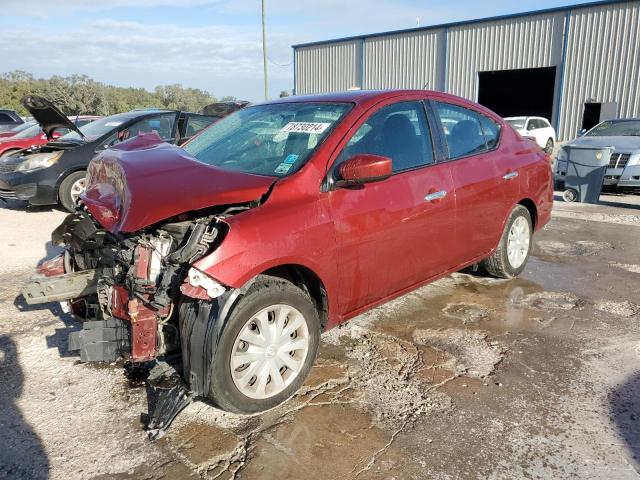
[558,1,640,139]
[293,1,640,140]
[294,40,361,95]
[445,13,565,100]
[362,29,444,90]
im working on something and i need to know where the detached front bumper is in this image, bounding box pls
[0,169,58,205]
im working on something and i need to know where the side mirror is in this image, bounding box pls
[336,154,392,187]
[577,128,587,137]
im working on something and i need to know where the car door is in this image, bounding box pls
[432,100,508,262]
[121,112,180,144]
[328,99,456,314]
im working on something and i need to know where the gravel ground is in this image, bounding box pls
[1,193,640,479]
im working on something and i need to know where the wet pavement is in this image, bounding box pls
[1,194,639,479]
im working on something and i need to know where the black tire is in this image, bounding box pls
[59,171,86,212]
[481,205,532,279]
[207,275,321,414]
[544,138,554,154]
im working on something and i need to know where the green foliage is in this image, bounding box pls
[0,71,218,116]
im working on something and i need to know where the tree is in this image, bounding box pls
[0,71,222,116]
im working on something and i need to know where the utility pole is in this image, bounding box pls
[262,0,269,100]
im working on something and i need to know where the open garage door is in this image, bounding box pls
[478,67,556,122]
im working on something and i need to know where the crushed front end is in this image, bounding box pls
[23,208,226,363]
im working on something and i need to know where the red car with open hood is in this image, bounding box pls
[24,90,553,423]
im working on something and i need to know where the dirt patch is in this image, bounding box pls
[552,209,640,227]
[519,291,583,311]
[412,329,504,379]
[595,300,640,318]
[443,303,490,324]
[537,240,612,256]
[608,262,640,274]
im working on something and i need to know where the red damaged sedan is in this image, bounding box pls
[24,90,552,416]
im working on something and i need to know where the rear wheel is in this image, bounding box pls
[481,205,532,279]
[59,171,87,212]
[206,276,321,414]
[562,188,578,203]
[544,138,554,154]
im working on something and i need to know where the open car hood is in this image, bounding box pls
[21,95,84,141]
[81,132,276,233]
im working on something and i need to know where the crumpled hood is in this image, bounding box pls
[565,135,640,152]
[81,132,276,233]
[21,95,84,141]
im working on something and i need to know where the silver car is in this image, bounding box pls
[555,119,640,191]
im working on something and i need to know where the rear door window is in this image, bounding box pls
[478,115,501,150]
[434,102,487,159]
[185,115,216,137]
[339,101,434,173]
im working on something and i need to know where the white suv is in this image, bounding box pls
[505,116,556,154]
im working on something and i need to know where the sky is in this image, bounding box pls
[0,0,604,102]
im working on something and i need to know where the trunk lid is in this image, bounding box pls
[81,132,276,233]
[21,95,85,141]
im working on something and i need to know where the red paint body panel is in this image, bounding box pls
[82,133,275,233]
[0,133,50,156]
[85,90,552,331]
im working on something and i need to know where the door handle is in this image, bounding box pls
[424,190,447,202]
[503,171,519,180]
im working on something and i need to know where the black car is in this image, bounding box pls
[0,96,218,211]
[0,109,24,132]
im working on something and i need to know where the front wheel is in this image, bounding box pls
[206,276,321,414]
[544,138,554,154]
[59,171,87,212]
[481,205,532,279]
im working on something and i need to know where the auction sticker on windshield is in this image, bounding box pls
[281,122,331,134]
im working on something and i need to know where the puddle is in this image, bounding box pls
[519,291,583,311]
[443,302,490,324]
[413,329,504,379]
[241,404,393,479]
[595,300,640,318]
[537,240,612,256]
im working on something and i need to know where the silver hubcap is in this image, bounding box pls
[69,177,86,203]
[231,304,309,400]
[507,216,530,269]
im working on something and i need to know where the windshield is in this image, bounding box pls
[14,124,44,139]
[183,102,352,177]
[587,120,640,137]
[506,118,526,129]
[60,113,132,142]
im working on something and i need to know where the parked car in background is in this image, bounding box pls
[0,115,101,159]
[201,100,249,118]
[0,109,24,132]
[505,116,556,153]
[0,96,219,210]
[555,118,640,192]
[23,90,553,416]
[0,120,37,139]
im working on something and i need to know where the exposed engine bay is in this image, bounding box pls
[23,203,251,364]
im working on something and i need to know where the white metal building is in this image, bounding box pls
[292,0,640,140]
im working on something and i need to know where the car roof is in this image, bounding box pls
[262,89,471,105]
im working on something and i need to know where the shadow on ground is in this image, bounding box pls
[0,335,50,479]
[610,370,640,468]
